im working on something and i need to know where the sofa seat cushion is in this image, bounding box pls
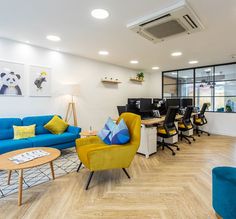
[0,139,32,154]
[28,132,77,147]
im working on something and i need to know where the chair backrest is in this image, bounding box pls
[183,106,193,122]
[117,112,141,150]
[200,103,208,115]
[164,106,179,128]
[117,106,127,116]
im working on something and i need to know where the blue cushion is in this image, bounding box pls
[212,166,236,219]
[23,115,59,135]
[110,119,130,144]
[98,118,130,145]
[27,132,77,147]
[0,118,22,140]
[0,139,32,154]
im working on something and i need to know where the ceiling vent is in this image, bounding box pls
[127,0,204,43]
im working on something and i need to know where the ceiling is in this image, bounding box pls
[0,0,236,72]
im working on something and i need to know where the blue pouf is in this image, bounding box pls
[212,167,236,219]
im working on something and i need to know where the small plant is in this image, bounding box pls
[136,72,144,80]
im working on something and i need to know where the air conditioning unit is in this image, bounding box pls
[127,0,204,43]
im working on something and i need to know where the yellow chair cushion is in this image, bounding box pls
[44,115,69,134]
[178,122,192,129]
[158,127,177,135]
[195,118,203,124]
[13,124,36,140]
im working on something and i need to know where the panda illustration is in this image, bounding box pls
[0,72,22,95]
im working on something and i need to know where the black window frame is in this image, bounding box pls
[162,62,236,113]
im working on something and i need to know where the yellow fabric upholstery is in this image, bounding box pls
[178,122,192,129]
[157,127,177,135]
[76,113,141,171]
[13,124,36,140]
[195,118,203,124]
[44,115,69,134]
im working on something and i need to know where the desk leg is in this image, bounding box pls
[8,170,12,185]
[18,169,23,206]
[50,161,55,180]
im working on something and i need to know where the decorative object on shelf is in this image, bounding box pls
[101,77,121,84]
[29,65,52,97]
[64,83,79,126]
[130,78,144,82]
[199,70,215,89]
[0,60,25,96]
[136,72,144,81]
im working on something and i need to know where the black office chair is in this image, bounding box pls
[117,106,127,116]
[194,103,210,137]
[157,106,180,156]
[178,106,196,144]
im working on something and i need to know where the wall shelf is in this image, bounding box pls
[101,79,122,84]
[130,78,144,83]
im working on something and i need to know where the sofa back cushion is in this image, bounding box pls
[23,115,61,135]
[0,118,22,140]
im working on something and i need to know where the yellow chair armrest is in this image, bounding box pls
[76,136,103,147]
[88,144,137,171]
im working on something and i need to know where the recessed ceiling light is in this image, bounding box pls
[91,9,109,19]
[189,60,199,64]
[152,66,160,70]
[46,35,61,42]
[130,60,139,64]
[99,50,109,56]
[171,52,182,57]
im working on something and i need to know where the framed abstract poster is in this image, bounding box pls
[0,60,25,96]
[29,65,51,97]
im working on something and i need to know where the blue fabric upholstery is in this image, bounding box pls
[22,115,55,135]
[212,166,236,219]
[0,139,32,154]
[28,133,78,147]
[0,115,81,154]
[0,118,22,140]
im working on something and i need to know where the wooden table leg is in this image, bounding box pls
[18,169,23,206]
[8,170,12,185]
[50,161,55,180]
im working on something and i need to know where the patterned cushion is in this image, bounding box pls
[98,118,130,145]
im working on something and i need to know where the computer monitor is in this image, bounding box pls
[166,98,181,109]
[140,98,153,112]
[181,98,193,108]
[153,98,162,109]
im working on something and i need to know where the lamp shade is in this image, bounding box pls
[63,83,79,96]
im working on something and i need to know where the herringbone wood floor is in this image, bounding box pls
[0,135,236,219]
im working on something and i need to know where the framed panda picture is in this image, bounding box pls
[29,65,52,97]
[0,60,25,96]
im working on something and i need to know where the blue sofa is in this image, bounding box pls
[0,115,81,154]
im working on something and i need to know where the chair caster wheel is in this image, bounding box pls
[188,142,191,144]
[208,134,210,136]
[193,138,196,141]
[177,148,180,151]
[172,152,176,156]
[198,135,201,137]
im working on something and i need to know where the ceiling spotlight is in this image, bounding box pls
[171,52,182,57]
[130,60,139,64]
[46,35,61,42]
[188,60,198,64]
[152,66,160,70]
[98,50,109,56]
[91,9,109,19]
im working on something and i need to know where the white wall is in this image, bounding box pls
[0,38,151,130]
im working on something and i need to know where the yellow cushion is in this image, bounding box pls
[158,127,177,135]
[195,118,203,124]
[178,122,192,129]
[44,115,69,134]
[13,124,36,140]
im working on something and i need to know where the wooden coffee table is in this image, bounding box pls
[0,147,61,206]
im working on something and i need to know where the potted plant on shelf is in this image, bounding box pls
[136,72,144,81]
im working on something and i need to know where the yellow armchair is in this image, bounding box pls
[76,113,141,190]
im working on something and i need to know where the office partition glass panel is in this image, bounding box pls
[215,64,236,81]
[178,83,194,97]
[215,97,236,112]
[215,81,236,96]
[195,67,214,83]
[178,69,194,84]
[195,83,213,96]
[163,84,177,98]
[163,72,177,84]
[195,97,213,111]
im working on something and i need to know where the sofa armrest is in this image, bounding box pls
[76,136,103,148]
[67,125,81,137]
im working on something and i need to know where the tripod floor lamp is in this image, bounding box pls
[64,83,79,126]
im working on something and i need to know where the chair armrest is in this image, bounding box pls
[67,125,81,137]
[88,144,137,171]
[76,136,103,147]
